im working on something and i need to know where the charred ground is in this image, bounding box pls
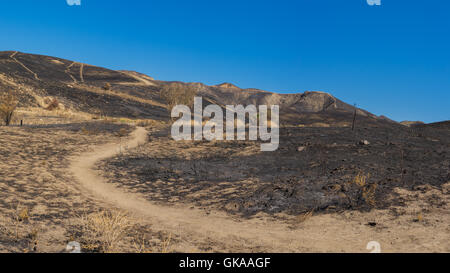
[98,119,449,217]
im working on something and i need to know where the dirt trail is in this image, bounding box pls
[65,62,78,83]
[79,63,84,83]
[9,51,40,80]
[64,62,84,83]
[69,127,449,253]
[118,71,155,86]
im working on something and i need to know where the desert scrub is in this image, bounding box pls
[346,172,378,209]
[0,90,18,126]
[78,210,131,253]
[43,97,60,111]
[117,127,129,137]
[0,204,41,253]
[131,232,173,253]
[103,82,112,91]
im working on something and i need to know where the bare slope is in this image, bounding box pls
[1,51,390,126]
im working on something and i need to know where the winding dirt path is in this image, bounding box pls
[69,127,448,253]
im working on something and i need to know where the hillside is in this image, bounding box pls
[0,51,391,127]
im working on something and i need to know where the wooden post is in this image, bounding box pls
[351,103,357,131]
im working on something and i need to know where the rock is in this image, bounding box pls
[297,146,306,152]
[359,140,370,145]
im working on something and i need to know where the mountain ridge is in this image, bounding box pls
[0,51,393,126]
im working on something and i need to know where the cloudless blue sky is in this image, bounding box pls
[1,0,449,122]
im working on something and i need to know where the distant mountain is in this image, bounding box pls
[0,51,395,126]
[401,121,425,127]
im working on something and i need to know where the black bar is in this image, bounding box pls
[0,253,446,272]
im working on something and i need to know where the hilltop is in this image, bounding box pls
[0,51,393,127]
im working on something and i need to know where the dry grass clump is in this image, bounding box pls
[79,210,132,253]
[80,126,100,135]
[0,90,18,126]
[103,82,112,91]
[414,212,424,223]
[297,210,314,223]
[310,122,331,128]
[11,106,98,126]
[0,204,41,252]
[288,209,315,229]
[131,233,172,253]
[117,127,129,137]
[73,210,174,253]
[161,233,172,253]
[99,116,160,127]
[11,206,31,240]
[354,172,369,187]
[135,119,155,127]
[348,172,378,208]
[362,184,377,207]
[132,235,153,253]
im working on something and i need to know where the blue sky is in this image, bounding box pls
[0,0,449,122]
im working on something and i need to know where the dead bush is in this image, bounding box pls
[44,97,59,111]
[347,172,378,208]
[103,83,112,91]
[160,83,197,119]
[0,90,18,126]
[117,127,129,137]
